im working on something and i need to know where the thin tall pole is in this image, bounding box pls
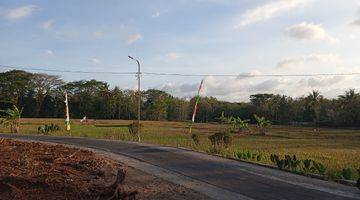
[136,59,141,131]
[128,56,141,139]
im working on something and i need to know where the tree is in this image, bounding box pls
[0,105,22,133]
[306,90,323,126]
[0,70,33,107]
[31,73,64,117]
[144,89,170,121]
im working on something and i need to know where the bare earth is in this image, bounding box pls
[0,138,207,200]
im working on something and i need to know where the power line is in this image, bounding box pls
[0,65,136,75]
[1,64,360,77]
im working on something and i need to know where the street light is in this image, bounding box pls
[128,56,141,140]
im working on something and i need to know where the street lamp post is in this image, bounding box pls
[128,56,141,139]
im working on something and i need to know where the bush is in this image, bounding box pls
[311,161,327,175]
[270,154,303,172]
[302,159,312,172]
[208,131,232,149]
[341,168,353,180]
[128,121,143,142]
[270,154,286,169]
[38,123,60,134]
[191,133,200,145]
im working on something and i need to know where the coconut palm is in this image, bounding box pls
[0,105,23,133]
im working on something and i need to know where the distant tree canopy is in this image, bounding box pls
[1,70,360,127]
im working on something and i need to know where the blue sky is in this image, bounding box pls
[1,0,360,101]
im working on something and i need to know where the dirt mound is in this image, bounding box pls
[0,138,137,200]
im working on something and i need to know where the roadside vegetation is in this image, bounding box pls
[1,118,359,184]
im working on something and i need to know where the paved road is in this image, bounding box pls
[1,134,359,200]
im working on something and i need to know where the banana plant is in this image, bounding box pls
[0,105,23,133]
[254,114,271,135]
[236,117,250,132]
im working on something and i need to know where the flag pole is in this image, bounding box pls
[189,79,204,134]
[64,91,71,132]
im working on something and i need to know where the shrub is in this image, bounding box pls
[0,105,22,133]
[38,123,60,134]
[341,168,353,180]
[128,121,143,142]
[311,161,327,175]
[270,154,285,169]
[271,154,302,172]
[208,131,232,149]
[284,155,301,171]
[191,133,200,145]
[302,159,312,172]
[256,154,263,161]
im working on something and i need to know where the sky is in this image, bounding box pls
[1,0,360,102]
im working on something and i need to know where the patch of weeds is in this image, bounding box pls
[341,168,353,180]
[38,123,60,135]
[191,133,200,145]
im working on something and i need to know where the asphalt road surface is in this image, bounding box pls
[1,134,359,200]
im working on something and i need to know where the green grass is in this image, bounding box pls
[1,118,360,180]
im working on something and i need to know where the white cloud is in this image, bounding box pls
[277,53,341,68]
[40,20,53,30]
[152,11,161,18]
[127,33,143,44]
[44,49,54,56]
[285,22,339,44]
[307,76,346,87]
[92,31,104,38]
[351,19,360,26]
[91,58,101,64]
[5,5,36,20]
[236,0,311,27]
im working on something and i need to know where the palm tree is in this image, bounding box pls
[338,89,360,126]
[307,90,322,126]
[0,105,23,133]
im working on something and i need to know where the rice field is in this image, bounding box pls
[1,118,360,180]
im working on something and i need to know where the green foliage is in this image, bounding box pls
[208,131,232,149]
[311,161,327,175]
[2,70,360,128]
[236,117,250,132]
[284,155,301,171]
[254,114,271,135]
[256,154,263,161]
[271,154,308,172]
[38,123,60,134]
[0,105,22,133]
[341,168,353,180]
[191,133,200,145]
[302,159,312,172]
[236,151,263,162]
[217,113,250,133]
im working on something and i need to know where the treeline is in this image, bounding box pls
[1,70,360,127]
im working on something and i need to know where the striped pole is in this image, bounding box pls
[189,79,204,134]
[64,91,71,131]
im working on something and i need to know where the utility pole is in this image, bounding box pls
[128,56,141,140]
